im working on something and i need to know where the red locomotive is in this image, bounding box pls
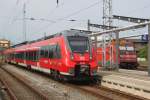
[119,40,138,69]
[97,39,138,69]
[4,30,98,81]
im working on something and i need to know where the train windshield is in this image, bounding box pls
[67,36,89,53]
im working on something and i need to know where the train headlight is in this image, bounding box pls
[90,56,92,60]
[70,54,74,60]
[71,56,74,60]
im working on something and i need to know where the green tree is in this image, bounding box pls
[138,45,148,59]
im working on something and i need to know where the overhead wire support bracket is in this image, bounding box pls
[88,23,118,30]
[113,15,150,23]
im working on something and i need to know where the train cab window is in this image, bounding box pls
[67,36,89,53]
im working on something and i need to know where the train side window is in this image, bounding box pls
[36,51,39,61]
[18,53,20,59]
[23,52,24,59]
[31,52,33,60]
[15,53,18,59]
[20,52,22,59]
[28,52,30,60]
[33,51,38,61]
[47,44,61,59]
[19,53,20,59]
[25,52,27,60]
[52,45,57,58]
[32,52,34,61]
[49,46,53,58]
[40,47,45,58]
[26,52,29,60]
[24,52,26,60]
[56,44,61,59]
[33,51,36,61]
[35,51,37,60]
[17,53,19,59]
[45,46,49,58]
[23,52,25,59]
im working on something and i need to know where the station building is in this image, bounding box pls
[0,39,10,49]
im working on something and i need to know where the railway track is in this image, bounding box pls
[0,77,17,100]
[137,66,148,71]
[0,66,48,100]
[1,64,149,100]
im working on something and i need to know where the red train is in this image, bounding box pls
[4,30,98,81]
[119,42,138,69]
[97,39,138,69]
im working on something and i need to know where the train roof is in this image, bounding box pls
[11,30,90,48]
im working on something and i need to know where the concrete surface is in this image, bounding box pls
[98,69,150,99]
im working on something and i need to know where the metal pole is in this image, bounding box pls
[44,32,46,40]
[103,34,106,68]
[148,24,150,76]
[115,31,119,71]
[23,3,26,42]
[94,36,97,51]
[87,19,90,31]
[94,36,98,71]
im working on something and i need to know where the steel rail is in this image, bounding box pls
[5,64,149,100]
[0,67,49,100]
[0,77,18,100]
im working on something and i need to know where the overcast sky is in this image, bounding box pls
[0,0,150,44]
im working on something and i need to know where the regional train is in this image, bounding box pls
[4,30,98,81]
[97,39,138,69]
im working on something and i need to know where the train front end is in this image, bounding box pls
[119,46,138,69]
[62,30,98,81]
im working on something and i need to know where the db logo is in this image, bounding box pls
[80,57,85,60]
[44,60,48,64]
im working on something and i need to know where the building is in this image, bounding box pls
[128,39,148,53]
[0,39,10,49]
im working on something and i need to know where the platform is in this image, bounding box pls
[98,69,150,99]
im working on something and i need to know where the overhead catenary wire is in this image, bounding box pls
[35,0,103,33]
[0,0,23,38]
[45,1,65,19]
